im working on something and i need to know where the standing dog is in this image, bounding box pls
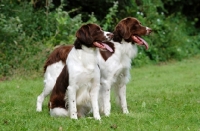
[48,23,113,120]
[97,17,152,116]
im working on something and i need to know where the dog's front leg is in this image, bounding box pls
[118,85,129,114]
[90,83,101,120]
[101,80,111,116]
[68,85,78,119]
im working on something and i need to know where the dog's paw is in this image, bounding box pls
[94,115,101,120]
[93,112,101,120]
[122,109,129,114]
[104,112,110,117]
[104,109,110,117]
[36,104,42,112]
[70,114,78,119]
[36,107,42,112]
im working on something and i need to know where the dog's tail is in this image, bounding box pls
[50,107,69,117]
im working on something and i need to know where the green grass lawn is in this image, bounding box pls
[0,56,200,131]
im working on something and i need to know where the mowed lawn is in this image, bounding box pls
[0,56,200,131]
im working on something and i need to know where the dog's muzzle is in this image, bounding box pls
[146,27,152,35]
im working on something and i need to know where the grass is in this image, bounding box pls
[0,56,200,131]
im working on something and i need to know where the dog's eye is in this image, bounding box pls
[136,24,141,28]
[98,29,103,32]
[132,25,138,30]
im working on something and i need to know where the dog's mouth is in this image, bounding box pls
[132,35,149,50]
[93,42,113,52]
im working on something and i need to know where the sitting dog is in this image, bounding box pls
[48,23,113,120]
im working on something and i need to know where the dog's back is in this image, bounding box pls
[44,45,73,72]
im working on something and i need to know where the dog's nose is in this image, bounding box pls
[148,28,152,33]
[107,33,114,39]
[146,27,152,35]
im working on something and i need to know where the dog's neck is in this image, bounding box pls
[74,39,96,53]
[112,31,122,42]
[81,45,96,54]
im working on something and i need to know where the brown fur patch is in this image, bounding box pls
[99,41,115,61]
[44,45,73,72]
[49,65,69,109]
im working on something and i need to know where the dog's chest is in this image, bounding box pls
[119,41,137,59]
[113,43,136,68]
[75,66,96,87]
[67,48,99,86]
[77,50,97,75]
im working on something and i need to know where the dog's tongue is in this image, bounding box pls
[132,35,149,50]
[93,42,113,52]
[101,43,113,52]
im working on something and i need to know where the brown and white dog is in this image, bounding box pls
[36,17,151,117]
[41,23,113,120]
[97,17,152,116]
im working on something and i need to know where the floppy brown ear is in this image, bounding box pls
[115,20,131,39]
[76,25,92,44]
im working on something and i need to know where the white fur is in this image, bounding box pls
[97,40,138,116]
[36,61,64,112]
[66,46,101,120]
[50,105,69,117]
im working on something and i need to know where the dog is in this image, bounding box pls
[97,17,152,116]
[47,23,113,120]
[36,17,151,117]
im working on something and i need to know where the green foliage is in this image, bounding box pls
[45,6,99,47]
[0,3,80,76]
[161,0,200,28]
[47,8,83,46]
[102,1,119,31]
[0,2,55,76]
[0,0,200,77]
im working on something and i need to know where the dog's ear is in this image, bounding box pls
[115,19,131,39]
[76,24,93,45]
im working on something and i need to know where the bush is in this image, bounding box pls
[0,1,103,77]
[123,0,200,65]
[0,0,200,78]
[0,2,55,77]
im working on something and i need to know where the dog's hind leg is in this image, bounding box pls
[36,73,55,112]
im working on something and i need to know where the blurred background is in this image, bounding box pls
[0,0,199,78]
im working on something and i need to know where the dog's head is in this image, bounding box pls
[74,23,114,52]
[113,17,152,49]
